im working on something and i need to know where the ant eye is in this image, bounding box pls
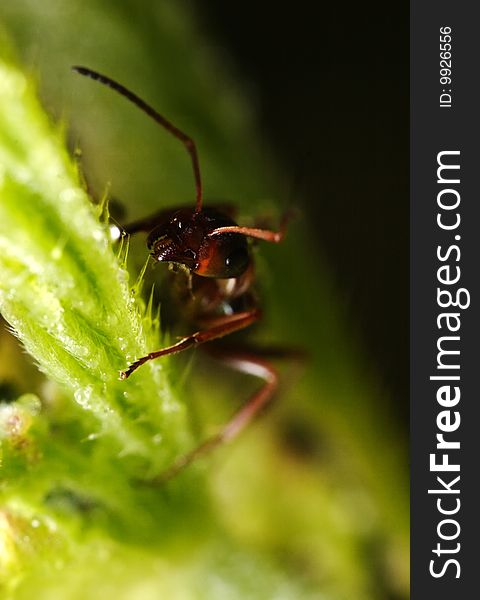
[225,247,249,273]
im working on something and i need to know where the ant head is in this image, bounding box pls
[147,208,250,279]
[195,231,250,278]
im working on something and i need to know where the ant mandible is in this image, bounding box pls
[73,66,289,478]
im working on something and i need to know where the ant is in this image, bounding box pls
[73,66,290,479]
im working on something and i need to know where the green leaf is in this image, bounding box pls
[0,54,190,467]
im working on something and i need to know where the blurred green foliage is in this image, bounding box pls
[0,1,408,599]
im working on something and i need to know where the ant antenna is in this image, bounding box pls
[72,66,203,212]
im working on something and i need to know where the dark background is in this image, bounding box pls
[199,2,409,425]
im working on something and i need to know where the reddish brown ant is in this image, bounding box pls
[73,66,289,478]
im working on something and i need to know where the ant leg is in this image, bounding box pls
[123,202,238,235]
[122,207,181,235]
[155,351,278,482]
[120,308,261,379]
